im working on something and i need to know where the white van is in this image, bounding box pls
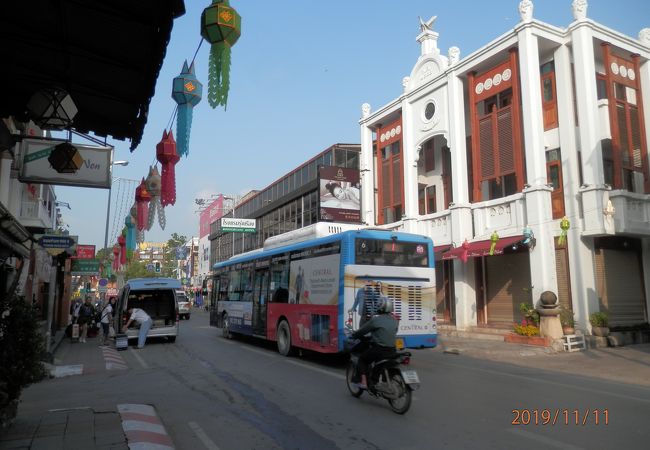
[116,278,180,343]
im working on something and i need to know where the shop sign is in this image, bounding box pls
[220,217,256,233]
[75,244,95,259]
[71,258,100,275]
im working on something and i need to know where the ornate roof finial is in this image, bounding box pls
[572,0,588,21]
[639,28,650,46]
[419,16,437,33]
[417,15,440,56]
[518,0,533,23]
[361,103,371,119]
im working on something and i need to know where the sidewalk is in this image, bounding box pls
[437,334,650,387]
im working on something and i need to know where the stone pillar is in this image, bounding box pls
[401,98,419,233]
[447,72,469,204]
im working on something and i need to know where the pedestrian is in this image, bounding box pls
[99,297,116,346]
[70,298,81,324]
[78,296,95,343]
[122,307,153,349]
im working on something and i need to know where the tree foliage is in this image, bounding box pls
[162,233,187,278]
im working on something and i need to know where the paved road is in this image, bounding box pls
[11,309,650,449]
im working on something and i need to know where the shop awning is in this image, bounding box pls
[0,0,185,150]
[433,245,452,259]
[442,236,523,261]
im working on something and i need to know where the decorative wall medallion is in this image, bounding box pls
[628,69,635,81]
[493,73,502,86]
[396,125,402,135]
[619,65,628,78]
[390,128,396,138]
[610,62,619,75]
[502,68,511,81]
[484,77,493,90]
[380,133,386,142]
[475,83,484,95]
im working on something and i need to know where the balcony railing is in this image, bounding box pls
[608,190,650,236]
[416,210,452,245]
[19,199,55,230]
[471,193,526,240]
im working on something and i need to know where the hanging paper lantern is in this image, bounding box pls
[460,239,469,264]
[558,216,570,246]
[146,165,166,230]
[489,231,499,256]
[172,63,202,157]
[156,130,180,206]
[125,214,136,251]
[112,245,120,272]
[135,178,151,232]
[201,0,241,109]
[118,234,127,267]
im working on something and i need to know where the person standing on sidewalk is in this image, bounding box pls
[122,307,153,349]
[78,296,95,343]
[99,297,116,346]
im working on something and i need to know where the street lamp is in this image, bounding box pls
[103,160,129,252]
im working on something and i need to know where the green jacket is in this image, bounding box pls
[351,314,398,348]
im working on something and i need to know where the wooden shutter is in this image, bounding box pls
[479,116,495,178]
[497,107,514,174]
[485,252,532,324]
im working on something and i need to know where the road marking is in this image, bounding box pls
[130,349,149,369]
[188,421,222,450]
[438,360,650,404]
[507,428,586,450]
[239,346,274,358]
[101,347,127,371]
[285,359,345,380]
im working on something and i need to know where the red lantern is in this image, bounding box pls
[135,178,151,231]
[460,239,469,264]
[156,130,180,207]
[112,245,120,271]
[118,235,127,267]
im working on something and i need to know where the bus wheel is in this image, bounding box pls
[222,313,232,339]
[277,320,293,356]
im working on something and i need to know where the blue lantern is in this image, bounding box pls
[172,60,203,157]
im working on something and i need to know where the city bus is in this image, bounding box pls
[208,226,437,355]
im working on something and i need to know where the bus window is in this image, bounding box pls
[355,239,429,267]
[270,253,289,303]
[227,270,241,300]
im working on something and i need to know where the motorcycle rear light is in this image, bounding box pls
[402,356,410,365]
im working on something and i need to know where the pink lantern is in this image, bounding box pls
[135,178,151,232]
[156,130,180,207]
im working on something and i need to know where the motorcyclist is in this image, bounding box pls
[350,297,398,389]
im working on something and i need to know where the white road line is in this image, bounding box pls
[507,428,586,450]
[188,421,222,450]
[239,346,275,358]
[130,349,149,369]
[285,359,345,380]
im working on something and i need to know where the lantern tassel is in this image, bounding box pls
[208,42,231,109]
[177,104,193,158]
[161,159,177,207]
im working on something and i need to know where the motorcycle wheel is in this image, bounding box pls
[346,362,364,398]
[387,373,411,414]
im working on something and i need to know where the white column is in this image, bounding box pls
[359,120,375,226]
[518,27,558,303]
[401,99,419,233]
[571,24,604,185]
[446,72,469,204]
[639,59,650,178]
[453,261,477,330]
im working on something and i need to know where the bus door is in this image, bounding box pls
[252,268,270,336]
[209,277,220,327]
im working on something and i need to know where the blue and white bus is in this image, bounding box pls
[209,225,437,355]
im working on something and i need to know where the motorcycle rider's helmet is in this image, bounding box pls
[377,297,393,314]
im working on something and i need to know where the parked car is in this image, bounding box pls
[176,290,191,320]
[116,278,180,343]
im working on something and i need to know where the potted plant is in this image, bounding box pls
[559,306,575,335]
[519,302,540,327]
[589,312,609,337]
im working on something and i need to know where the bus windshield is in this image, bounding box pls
[355,238,429,267]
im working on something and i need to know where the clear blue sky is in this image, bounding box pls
[56,0,649,249]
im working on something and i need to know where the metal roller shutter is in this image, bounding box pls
[485,252,532,324]
[594,248,647,326]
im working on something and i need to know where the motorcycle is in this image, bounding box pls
[344,323,420,414]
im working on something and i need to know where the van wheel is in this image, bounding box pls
[277,320,293,356]
[222,313,232,339]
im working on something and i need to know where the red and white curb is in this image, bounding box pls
[102,346,128,370]
[118,404,175,450]
[50,364,84,378]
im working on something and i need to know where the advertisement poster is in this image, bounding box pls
[75,244,95,259]
[289,254,340,305]
[318,166,361,223]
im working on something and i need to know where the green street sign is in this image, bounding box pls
[71,259,100,275]
[220,217,256,233]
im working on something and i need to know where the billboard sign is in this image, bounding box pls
[75,244,96,259]
[318,166,361,223]
[199,196,224,238]
[18,138,113,188]
[71,259,100,275]
[220,218,256,233]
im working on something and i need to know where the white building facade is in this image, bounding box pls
[359,1,650,334]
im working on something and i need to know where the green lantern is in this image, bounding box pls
[489,231,499,256]
[201,0,241,109]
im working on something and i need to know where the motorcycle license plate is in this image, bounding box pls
[401,370,420,384]
[395,338,404,350]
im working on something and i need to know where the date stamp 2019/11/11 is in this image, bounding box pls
[512,409,609,426]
